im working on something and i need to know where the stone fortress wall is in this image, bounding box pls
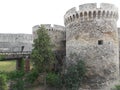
[0,33,33,52]
[64,3,119,90]
[32,24,65,51]
[0,2,120,90]
[0,24,65,53]
[118,28,120,65]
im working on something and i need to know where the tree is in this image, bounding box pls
[31,25,55,73]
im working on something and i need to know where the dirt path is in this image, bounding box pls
[26,86,60,90]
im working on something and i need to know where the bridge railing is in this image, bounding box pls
[0,51,31,55]
[0,51,32,60]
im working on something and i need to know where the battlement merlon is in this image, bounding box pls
[32,25,40,32]
[33,24,65,32]
[64,3,118,18]
[53,25,65,31]
[100,3,118,10]
[64,3,119,26]
[65,3,118,15]
[65,7,76,16]
[32,24,51,32]
[41,24,65,31]
[41,24,51,28]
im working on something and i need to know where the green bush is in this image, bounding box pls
[8,70,25,90]
[0,71,8,76]
[11,79,24,90]
[46,72,62,88]
[63,60,86,90]
[25,69,39,83]
[115,85,120,90]
[0,74,7,90]
[0,55,5,61]
[63,65,79,90]
[8,70,25,80]
[111,85,120,90]
[19,59,25,71]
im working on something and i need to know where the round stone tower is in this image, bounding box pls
[64,3,119,90]
[32,24,65,51]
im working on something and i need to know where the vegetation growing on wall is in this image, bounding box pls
[63,60,86,90]
[31,25,55,73]
[46,72,62,88]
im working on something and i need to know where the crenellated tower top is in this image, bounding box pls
[32,24,65,33]
[64,3,118,26]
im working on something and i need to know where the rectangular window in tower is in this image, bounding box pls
[98,40,103,45]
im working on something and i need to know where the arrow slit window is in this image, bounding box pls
[98,40,103,45]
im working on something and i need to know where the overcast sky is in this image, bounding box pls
[0,0,120,34]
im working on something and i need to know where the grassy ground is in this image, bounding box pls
[0,61,58,90]
[0,60,16,72]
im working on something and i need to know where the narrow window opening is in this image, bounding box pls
[70,16,72,21]
[73,15,75,19]
[76,13,79,18]
[93,11,96,18]
[98,11,101,19]
[89,11,92,18]
[80,12,83,17]
[98,40,103,45]
[106,11,109,17]
[84,12,87,16]
[102,11,105,17]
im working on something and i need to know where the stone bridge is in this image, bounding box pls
[0,51,31,60]
[0,51,31,72]
[0,33,33,71]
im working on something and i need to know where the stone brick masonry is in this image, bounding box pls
[64,3,119,90]
[0,3,120,90]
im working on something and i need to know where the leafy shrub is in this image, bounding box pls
[8,70,25,90]
[10,79,24,90]
[46,72,62,88]
[19,59,25,71]
[0,71,8,76]
[76,60,86,79]
[63,65,79,90]
[0,55,5,61]
[63,60,86,90]
[0,71,25,90]
[8,70,25,80]
[111,85,120,90]
[0,74,7,90]
[25,69,39,83]
[115,85,120,90]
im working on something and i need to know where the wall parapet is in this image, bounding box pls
[0,33,33,43]
[64,3,118,26]
[33,24,65,32]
